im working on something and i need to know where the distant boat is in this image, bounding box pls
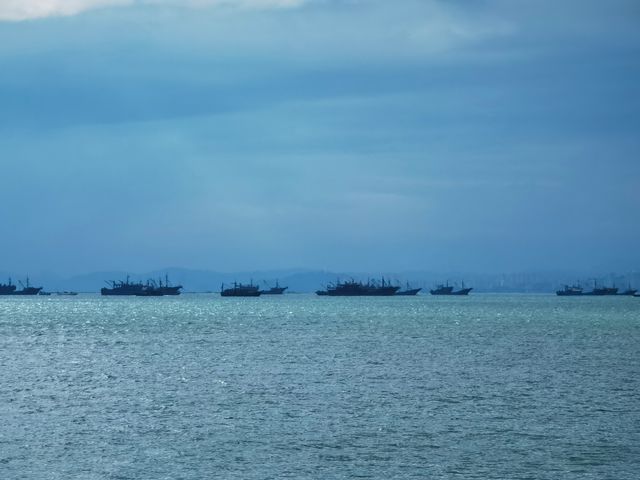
[583,281,618,296]
[101,276,145,296]
[556,285,584,296]
[619,284,637,296]
[430,281,472,295]
[396,282,422,296]
[12,278,43,296]
[430,282,454,295]
[56,291,78,296]
[0,278,17,295]
[316,278,400,296]
[451,282,473,295]
[39,291,51,296]
[586,287,618,296]
[136,285,164,296]
[156,275,183,295]
[221,282,261,297]
[260,280,288,295]
[101,276,175,296]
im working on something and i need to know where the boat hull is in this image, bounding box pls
[158,286,182,295]
[583,288,618,296]
[430,286,454,295]
[221,283,261,297]
[451,288,473,296]
[101,288,144,296]
[12,287,43,295]
[260,287,288,295]
[619,289,637,296]
[315,288,399,296]
[396,288,422,296]
[431,288,472,296]
[221,291,261,297]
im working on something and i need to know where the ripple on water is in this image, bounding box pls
[0,294,638,479]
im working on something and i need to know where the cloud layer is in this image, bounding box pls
[0,0,638,274]
[0,0,304,21]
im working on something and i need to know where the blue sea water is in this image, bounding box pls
[0,294,638,479]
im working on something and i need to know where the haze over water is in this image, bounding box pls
[1,294,638,479]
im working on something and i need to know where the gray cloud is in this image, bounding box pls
[0,0,306,22]
[0,0,638,275]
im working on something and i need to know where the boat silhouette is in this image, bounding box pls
[619,284,637,296]
[316,277,400,296]
[260,280,288,295]
[430,283,454,295]
[101,275,181,296]
[101,276,146,296]
[155,275,183,295]
[12,278,43,295]
[556,285,584,296]
[0,278,17,295]
[430,281,472,295]
[583,281,618,296]
[396,282,422,296]
[221,282,261,297]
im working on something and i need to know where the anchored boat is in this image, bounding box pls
[221,282,261,297]
[316,278,400,296]
[430,281,472,295]
[396,282,422,296]
[12,278,43,295]
[101,276,145,296]
[556,285,584,296]
[101,275,182,296]
[0,278,17,295]
[260,280,288,295]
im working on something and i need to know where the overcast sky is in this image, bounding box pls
[1,0,639,275]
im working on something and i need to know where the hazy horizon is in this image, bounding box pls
[1,0,639,275]
[2,265,639,295]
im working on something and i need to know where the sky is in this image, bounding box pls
[0,0,639,276]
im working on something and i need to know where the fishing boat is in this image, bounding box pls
[396,282,422,296]
[316,278,400,296]
[156,275,182,295]
[260,280,288,295]
[430,283,454,295]
[221,282,261,297]
[12,278,43,295]
[430,281,472,295]
[0,279,17,295]
[556,285,584,296]
[101,276,145,296]
[618,284,637,296]
[583,281,618,296]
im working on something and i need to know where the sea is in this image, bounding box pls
[1,294,638,479]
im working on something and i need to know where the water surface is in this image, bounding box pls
[1,294,638,479]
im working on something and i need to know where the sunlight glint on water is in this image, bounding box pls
[1,294,638,479]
